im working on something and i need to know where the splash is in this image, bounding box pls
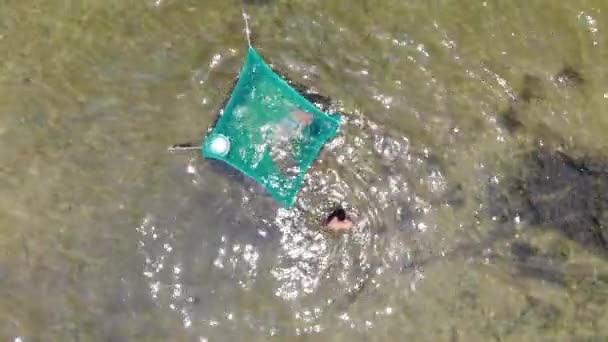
[135,113,447,337]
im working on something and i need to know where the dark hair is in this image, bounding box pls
[326,207,347,224]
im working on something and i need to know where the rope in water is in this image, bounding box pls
[241,7,252,48]
[168,6,252,154]
[167,144,201,152]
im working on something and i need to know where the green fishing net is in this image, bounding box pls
[202,47,341,207]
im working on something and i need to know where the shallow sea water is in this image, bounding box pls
[1,0,607,341]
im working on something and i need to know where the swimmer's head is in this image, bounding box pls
[326,207,347,223]
[324,207,353,233]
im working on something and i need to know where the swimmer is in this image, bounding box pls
[290,112,352,232]
[268,109,315,173]
[289,110,313,126]
[323,207,354,233]
[271,110,313,140]
[277,110,354,232]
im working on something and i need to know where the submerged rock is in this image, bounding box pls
[498,104,524,134]
[498,68,584,134]
[516,262,567,286]
[510,241,539,262]
[497,74,544,133]
[491,148,608,257]
[519,74,544,103]
[554,66,584,88]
